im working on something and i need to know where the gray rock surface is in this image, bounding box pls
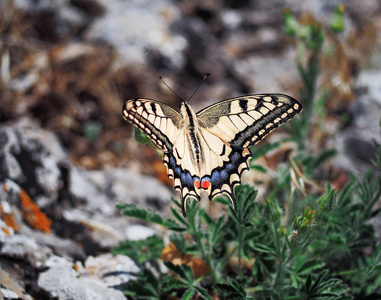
[0,118,170,297]
[38,256,127,300]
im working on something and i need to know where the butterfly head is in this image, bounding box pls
[180,101,198,128]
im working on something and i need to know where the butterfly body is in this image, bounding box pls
[123,94,302,217]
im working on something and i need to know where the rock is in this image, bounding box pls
[357,69,381,105]
[19,226,86,261]
[0,265,33,300]
[82,253,140,289]
[232,54,298,94]
[91,168,172,208]
[0,118,67,208]
[0,118,172,249]
[86,0,187,68]
[66,167,171,248]
[0,234,53,269]
[125,224,157,241]
[69,167,171,216]
[38,255,133,300]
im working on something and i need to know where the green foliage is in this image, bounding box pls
[134,126,151,144]
[84,121,102,143]
[116,7,381,300]
[116,150,381,298]
[330,5,345,33]
[114,235,164,265]
[250,142,281,174]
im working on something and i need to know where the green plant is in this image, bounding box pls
[283,8,345,150]
[116,139,381,298]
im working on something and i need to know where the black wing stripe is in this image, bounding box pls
[230,102,301,148]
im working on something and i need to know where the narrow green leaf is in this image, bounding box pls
[171,207,189,226]
[161,276,189,292]
[182,288,195,300]
[171,197,183,209]
[214,283,237,293]
[311,149,337,169]
[194,286,213,300]
[165,262,187,279]
[305,273,312,293]
[211,215,226,244]
[297,259,325,275]
[249,164,268,174]
[164,262,193,283]
[251,243,274,254]
[203,212,215,228]
[250,142,281,161]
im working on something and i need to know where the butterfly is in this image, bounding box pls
[122,93,302,217]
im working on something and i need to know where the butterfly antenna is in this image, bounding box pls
[187,73,210,103]
[159,76,185,102]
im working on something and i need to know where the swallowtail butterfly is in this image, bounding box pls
[122,93,302,217]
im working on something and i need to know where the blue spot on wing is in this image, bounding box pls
[185,173,193,185]
[201,176,211,183]
[194,176,201,183]
[174,167,181,177]
[170,156,176,167]
[220,169,228,182]
[225,163,234,171]
[211,170,220,185]
[230,151,241,163]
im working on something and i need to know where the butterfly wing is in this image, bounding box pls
[197,94,302,148]
[123,98,183,152]
[123,99,200,215]
[196,94,302,209]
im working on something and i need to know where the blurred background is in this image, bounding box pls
[0,0,381,298]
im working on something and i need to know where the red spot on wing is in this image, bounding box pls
[194,180,201,189]
[201,180,210,189]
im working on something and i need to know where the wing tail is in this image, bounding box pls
[163,151,200,217]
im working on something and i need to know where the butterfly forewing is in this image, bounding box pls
[197,94,302,148]
[122,98,182,151]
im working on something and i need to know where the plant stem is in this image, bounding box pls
[189,212,218,282]
[273,223,284,294]
[238,223,245,281]
[330,269,360,277]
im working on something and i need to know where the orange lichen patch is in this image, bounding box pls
[19,188,52,233]
[0,206,19,232]
[1,227,12,235]
[161,242,211,279]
